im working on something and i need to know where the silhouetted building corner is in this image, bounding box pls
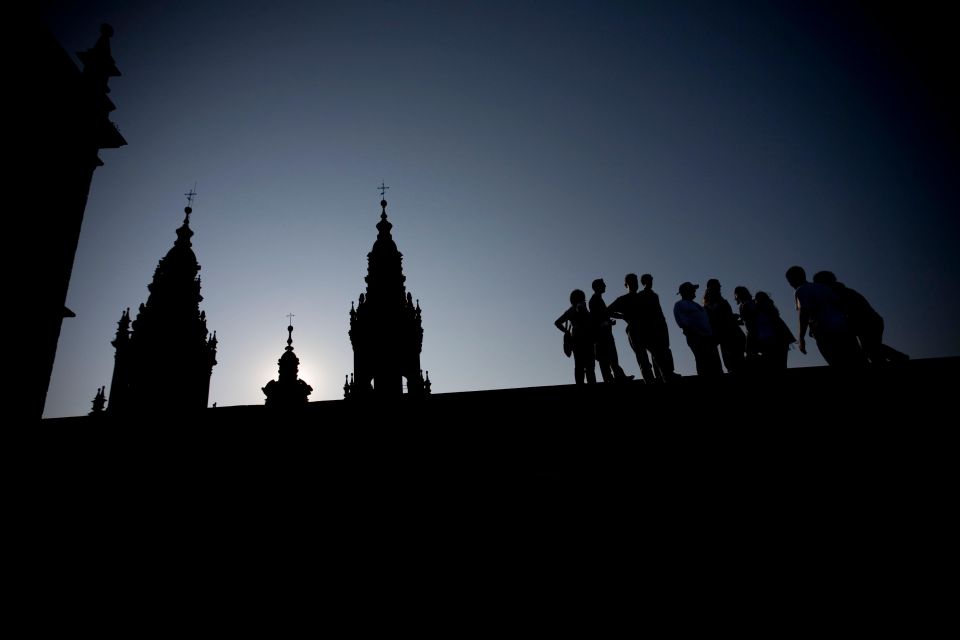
[31,22,126,419]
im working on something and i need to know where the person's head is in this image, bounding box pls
[733,286,751,305]
[591,278,605,294]
[570,289,586,306]
[678,281,699,300]
[812,270,837,285]
[785,265,807,289]
[640,273,653,289]
[706,278,720,291]
[755,291,773,307]
[624,273,639,292]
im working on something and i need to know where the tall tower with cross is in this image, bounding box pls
[106,190,218,414]
[347,186,429,397]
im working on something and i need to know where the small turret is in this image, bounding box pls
[89,386,106,416]
[263,319,313,408]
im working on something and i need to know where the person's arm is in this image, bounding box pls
[607,297,624,320]
[797,303,808,354]
[674,302,687,335]
[590,297,613,328]
[555,308,570,332]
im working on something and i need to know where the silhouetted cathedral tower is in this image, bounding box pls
[107,198,217,414]
[348,197,428,397]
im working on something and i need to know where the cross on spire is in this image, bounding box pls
[183,183,198,223]
[286,313,295,326]
[378,181,390,199]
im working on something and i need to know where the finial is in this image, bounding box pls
[184,183,197,221]
[378,181,390,217]
[285,315,295,351]
[90,386,106,415]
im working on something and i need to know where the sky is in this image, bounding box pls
[41,0,959,417]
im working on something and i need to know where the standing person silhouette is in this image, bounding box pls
[674,282,722,377]
[555,289,597,384]
[589,279,632,382]
[733,286,759,370]
[703,278,746,374]
[637,273,679,381]
[754,290,795,371]
[609,274,653,382]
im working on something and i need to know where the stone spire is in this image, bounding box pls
[106,196,217,414]
[348,193,427,397]
[262,321,313,408]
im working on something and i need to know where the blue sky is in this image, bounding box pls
[41,1,959,417]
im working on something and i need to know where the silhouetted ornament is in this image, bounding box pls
[89,386,106,416]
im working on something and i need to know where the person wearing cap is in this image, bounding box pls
[674,282,722,377]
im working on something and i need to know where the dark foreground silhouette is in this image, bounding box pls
[36,356,956,623]
[28,22,126,420]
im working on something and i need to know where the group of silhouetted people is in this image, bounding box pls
[555,267,907,384]
[556,273,679,384]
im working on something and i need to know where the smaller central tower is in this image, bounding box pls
[262,320,313,407]
[348,194,427,397]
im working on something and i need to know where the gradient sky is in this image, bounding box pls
[41,0,959,417]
